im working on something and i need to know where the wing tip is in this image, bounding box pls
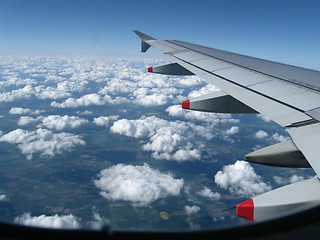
[133,30,156,41]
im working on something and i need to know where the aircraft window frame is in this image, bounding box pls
[2,205,320,240]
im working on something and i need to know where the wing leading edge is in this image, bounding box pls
[134,30,320,221]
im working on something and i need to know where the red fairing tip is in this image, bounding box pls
[236,199,254,220]
[182,100,190,109]
[148,67,153,72]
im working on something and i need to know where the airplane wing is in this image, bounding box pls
[134,30,320,221]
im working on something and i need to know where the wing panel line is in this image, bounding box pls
[173,55,306,115]
[167,40,320,93]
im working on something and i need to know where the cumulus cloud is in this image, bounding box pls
[86,211,110,230]
[51,93,106,108]
[110,116,213,161]
[184,205,200,215]
[9,107,43,115]
[33,85,71,100]
[272,133,290,143]
[96,63,205,107]
[40,115,88,131]
[197,187,221,201]
[93,116,119,127]
[76,110,93,115]
[18,116,40,126]
[0,85,34,102]
[0,128,85,160]
[94,163,184,206]
[14,213,81,229]
[0,85,70,102]
[135,93,168,106]
[225,126,239,135]
[188,84,220,98]
[255,130,268,139]
[132,88,169,106]
[178,76,202,86]
[0,194,7,201]
[214,160,271,198]
[166,105,239,124]
[57,80,88,92]
[273,175,305,185]
[257,114,272,123]
[17,115,89,131]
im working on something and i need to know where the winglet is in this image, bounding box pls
[133,30,156,52]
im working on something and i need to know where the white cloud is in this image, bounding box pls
[40,115,88,131]
[255,130,268,139]
[166,105,239,124]
[0,85,34,102]
[86,212,110,230]
[273,175,305,185]
[257,114,272,123]
[272,133,290,143]
[18,116,40,126]
[178,76,202,86]
[57,80,87,92]
[0,194,7,201]
[110,116,213,161]
[76,110,93,115]
[135,93,168,106]
[132,88,169,106]
[184,205,200,215]
[94,163,184,206]
[0,85,70,102]
[51,93,106,108]
[14,213,81,229]
[96,63,205,107]
[0,128,85,160]
[225,126,239,135]
[197,187,221,201]
[188,84,220,98]
[17,115,89,131]
[93,116,119,127]
[9,107,43,115]
[34,85,71,100]
[214,160,271,198]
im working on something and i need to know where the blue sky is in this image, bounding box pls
[0,0,319,69]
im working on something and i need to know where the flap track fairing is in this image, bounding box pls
[148,63,194,76]
[182,91,258,114]
[246,140,310,168]
[237,177,320,221]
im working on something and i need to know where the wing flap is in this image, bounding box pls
[212,67,274,86]
[173,51,207,62]
[250,81,320,111]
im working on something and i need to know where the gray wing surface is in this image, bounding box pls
[134,30,320,179]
